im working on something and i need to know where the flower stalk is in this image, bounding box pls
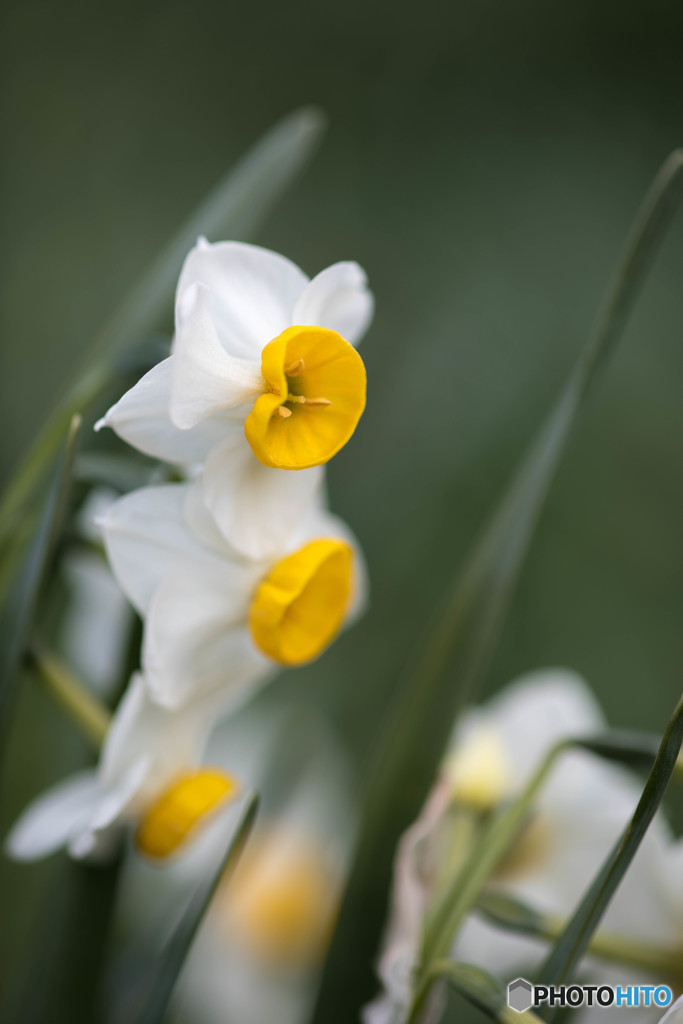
[477,893,683,985]
[27,643,110,748]
[406,720,683,1024]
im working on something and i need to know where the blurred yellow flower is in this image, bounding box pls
[222,826,339,967]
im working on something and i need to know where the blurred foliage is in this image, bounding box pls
[2,0,683,1021]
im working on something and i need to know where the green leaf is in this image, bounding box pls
[408,725,681,1019]
[0,415,81,762]
[431,960,507,1017]
[313,150,683,1023]
[26,643,111,749]
[573,730,662,773]
[14,853,123,1024]
[475,890,683,980]
[538,694,683,1015]
[130,790,258,1024]
[422,959,544,1023]
[476,891,548,936]
[421,728,664,969]
[0,106,326,551]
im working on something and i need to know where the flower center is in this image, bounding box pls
[222,828,337,966]
[135,769,239,859]
[248,538,353,665]
[443,727,510,812]
[244,325,366,470]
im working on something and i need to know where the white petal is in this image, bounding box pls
[183,479,236,555]
[76,487,119,543]
[465,670,606,790]
[100,672,233,797]
[170,282,263,430]
[69,758,150,862]
[96,358,235,463]
[293,261,374,346]
[659,996,683,1023]
[91,759,150,831]
[101,484,220,615]
[176,240,309,359]
[5,772,101,861]
[201,434,325,561]
[99,674,154,788]
[142,565,268,708]
[454,914,546,980]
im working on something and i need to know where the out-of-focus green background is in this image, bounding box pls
[2,0,683,1020]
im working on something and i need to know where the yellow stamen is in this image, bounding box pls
[249,538,353,665]
[286,394,332,407]
[276,406,292,418]
[495,815,552,880]
[244,325,366,470]
[443,726,510,812]
[135,769,239,860]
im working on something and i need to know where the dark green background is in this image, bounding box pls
[2,0,683,1020]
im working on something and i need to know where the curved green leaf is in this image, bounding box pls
[0,415,81,763]
[130,790,258,1024]
[475,891,682,980]
[313,151,683,1023]
[538,694,683,1016]
[422,959,543,1023]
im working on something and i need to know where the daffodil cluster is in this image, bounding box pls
[365,673,683,1024]
[7,240,373,865]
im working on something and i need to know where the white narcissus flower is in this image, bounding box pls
[115,703,355,1024]
[5,674,238,864]
[100,481,367,710]
[365,671,683,1024]
[96,240,373,560]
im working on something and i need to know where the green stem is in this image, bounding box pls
[416,960,546,1024]
[423,743,568,969]
[478,896,683,984]
[408,710,683,1023]
[563,924,682,982]
[27,643,111,748]
[406,741,573,1024]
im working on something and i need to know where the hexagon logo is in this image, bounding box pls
[508,978,533,1013]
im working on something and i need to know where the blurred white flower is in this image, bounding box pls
[101,481,366,709]
[115,703,355,1024]
[97,240,373,558]
[5,673,237,863]
[365,670,683,1024]
[60,488,133,698]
